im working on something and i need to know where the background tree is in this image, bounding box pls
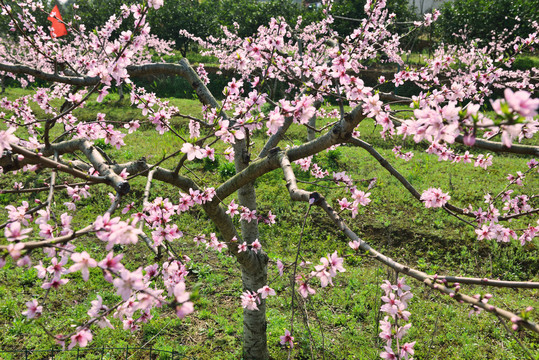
[331,0,416,37]
[148,0,217,56]
[436,0,539,50]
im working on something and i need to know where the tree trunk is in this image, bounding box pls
[118,83,124,101]
[307,113,316,141]
[241,257,269,359]
[235,140,269,359]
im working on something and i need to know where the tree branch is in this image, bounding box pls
[9,140,129,195]
[138,169,158,256]
[217,105,367,200]
[278,152,539,334]
[436,276,539,289]
[456,135,539,157]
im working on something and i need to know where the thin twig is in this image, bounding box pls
[288,203,312,360]
[496,315,536,360]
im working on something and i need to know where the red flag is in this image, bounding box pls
[47,5,67,38]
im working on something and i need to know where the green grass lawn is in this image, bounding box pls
[0,88,538,359]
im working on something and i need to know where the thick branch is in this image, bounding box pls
[10,144,105,184]
[0,60,211,100]
[456,136,539,157]
[379,91,413,104]
[388,116,539,157]
[10,140,129,195]
[436,276,539,289]
[279,153,312,202]
[73,157,263,272]
[258,117,293,159]
[217,106,367,200]
[0,63,99,86]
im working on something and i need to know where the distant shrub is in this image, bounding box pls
[94,138,113,150]
[436,0,539,50]
[219,162,236,179]
[204,156,220,172]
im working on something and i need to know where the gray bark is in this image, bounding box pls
[241,257,269,359]
[234,139,270,359]
[307,114,317,141]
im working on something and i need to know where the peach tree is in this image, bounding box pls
[0,0,538,358]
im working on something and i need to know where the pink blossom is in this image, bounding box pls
[106,220,142,248]
[7,243,24,260]
[98,251,124,272]
[279,329,294,348]
[173,282,190,303]
[475,224,493,241]
[504,89,539,117]
[420,187,450,208]
[240,207,257,223]
[38,223,54,239]
[42,277,69,290]
[64,202,77,211]
[256,285,276,299]
[338,197,352,211]
[176,301,195,319]
[266,108,284,135]
[395,277,411,296]
[265,211,276,225]
[349,240,361,251]
[47,257,69,277]
[5,222,32,241]
[22,299,42,319]
[87,295,106,317]
[69,251,98,282]
[240,291,260,311]
[113,268,145,301]
[181,143,204,161]
[17,255,32,267]
[34,261,47,279]
[224,147,235,162]
[379,316,392,341]
[204,146,215,161]
[351,189,371,206]
[297,280,316,298]
[226,200,239,217]
[0,127,17,154]
[380,345,397,360]
[238,242,248,253]
[276,259,284,276]
[251,239,262,253]
[68,329,92,350]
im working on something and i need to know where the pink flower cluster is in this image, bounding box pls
[240,285,276,311]
[290,251,346,299]
[379,278,415,360]
[420,187,450,208]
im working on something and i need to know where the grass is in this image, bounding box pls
[0,87,538,359]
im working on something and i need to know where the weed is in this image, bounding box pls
[203,156,220,172]
[218,162,236,179]
[94,138,113,150]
